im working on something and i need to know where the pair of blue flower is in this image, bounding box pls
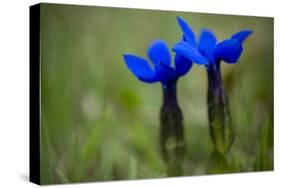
[123,16,252,84]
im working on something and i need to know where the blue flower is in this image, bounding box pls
[172,17,253,154]
[123,39,192,84]
[123,39,189,166]
[173,16,253,66]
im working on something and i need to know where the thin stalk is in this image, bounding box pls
[160,81,185,176]
[207,62,235,154]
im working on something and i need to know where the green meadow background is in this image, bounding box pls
[40,3,273,184]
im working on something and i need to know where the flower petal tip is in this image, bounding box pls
[147,39,171,66]
[214,39,243,64]
[123,54,158,83]
[176,16,196,46]
[231,30,253,43]
[176,16,184,24]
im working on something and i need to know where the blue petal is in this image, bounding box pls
[155,62,178,83]
[231,30,253,43]
[214,39,243,64]
[177,16,197,47]
[198,29,217,57]
[173,41,209,65]
[175,54,193,76]
[147,39,171,66]
[123,54,158,83]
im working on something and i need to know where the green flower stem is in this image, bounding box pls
[206,148,230,174]
[160,81,185,176]
[207,62,235,155]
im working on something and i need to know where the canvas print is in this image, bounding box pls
[30,3,273,185]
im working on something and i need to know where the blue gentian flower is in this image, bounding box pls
[123,39,190,173]
[173,16,253,67]
[173,16,253,155]
[123,39,192,84]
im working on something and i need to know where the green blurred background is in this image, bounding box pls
[40,3,273,184]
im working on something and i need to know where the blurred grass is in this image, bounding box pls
[40,3,273,184]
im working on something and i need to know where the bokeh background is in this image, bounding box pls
[40,3,273,184]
